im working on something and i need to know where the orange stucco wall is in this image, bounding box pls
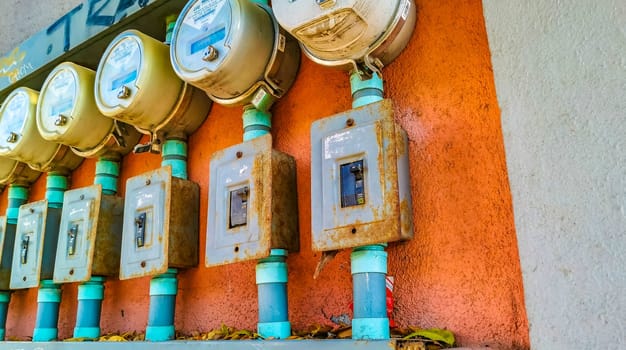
[1,0,529,348]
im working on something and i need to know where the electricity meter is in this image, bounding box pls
[170,0,300,109]
[0,156,40,186]
[272,0,416,73]
[95,30,211,152]
[37,62,141,158]
[0,88,82,173]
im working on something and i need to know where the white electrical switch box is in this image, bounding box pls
[53,185,123,283]
[10,201,62,289]
[119,166,199,279]
[310,99,413,251]
[206,134,298,266]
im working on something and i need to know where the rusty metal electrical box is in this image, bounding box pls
[310,99,413,251]
[206,134,298,267]
[10,201,62,289]
[119,166,199,279]
[0,216,13,290]
[53,185,123,283]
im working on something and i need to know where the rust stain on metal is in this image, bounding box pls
[167,175,199,269]
[91,194,124,278]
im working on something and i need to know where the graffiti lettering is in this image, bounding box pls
[46,4,83,52]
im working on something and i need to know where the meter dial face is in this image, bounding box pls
[0,91,30,152]
[172,0,232,73]
[97,36,143,109]
[39,68,77,133]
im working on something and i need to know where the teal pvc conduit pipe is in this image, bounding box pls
[73,158,120,339]
[242,89,293,339]
[144,139,187,342]
[349,71,390,340]
[0,185,29,339]
[256,249,290,339]
[33,173,68,341]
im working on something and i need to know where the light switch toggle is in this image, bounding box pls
[20,235,30,264]
[67,224,78,256]
[135,212,146,247]
[341,160,366,207]
[229,186,249,228]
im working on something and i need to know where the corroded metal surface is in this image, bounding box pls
[206,134,299,267]
[310,99,413,251]
[54,185,124,283]
[120,166,199,279]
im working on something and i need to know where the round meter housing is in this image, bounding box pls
[37,62,141,158]
[272,0,416,73]
[0,87,82,173]
[170,0,300,108]
[95,30,210,140]
[0,157,40,186]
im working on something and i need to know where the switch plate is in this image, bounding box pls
[120,166,199,279]
[310,99,413,251]
[206,134,298,267]
[10,200,62,289]
[53,185,123,283]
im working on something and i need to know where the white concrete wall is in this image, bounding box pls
[0,0,83,56]
[483,1,625,349]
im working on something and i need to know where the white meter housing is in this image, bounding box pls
[95,30,211,148]
[37,62,140,158]
[0,88,82,173]
[170,0,300,109]
[272,0,416,73]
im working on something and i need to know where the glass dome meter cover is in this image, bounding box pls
[95,30,211,146]
[170,0,300,108]
[0,87,82,173]
[272,0,416,73]
[37,62,140,157]
[37,62,140,158]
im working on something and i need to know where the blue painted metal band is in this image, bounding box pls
[256,261,288,284]
[73,326,100,339]
[32,327,58,342]
[37,283,62,303]
[162,140,188,157]
[35,302,60,329]
[243,108,272,141]
[350,72,384,109]
[257,321,291,340]
[352,317,390,340]
[351,247,388,275]
[257,283,288,323]
[8,185,28,201]
[75,299,102,328]
[95,159,120,195]
[162,140,188,180]
[78,281,104,300]
[352,273,387,319]
[150,274,178,296]
[145,325,175,342]
[45,173,68,208]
